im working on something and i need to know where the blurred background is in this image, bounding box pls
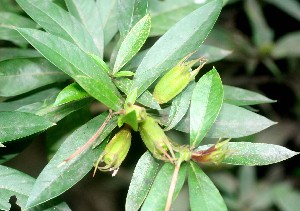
[1,0,299,210]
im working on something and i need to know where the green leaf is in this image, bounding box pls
[175,103,276,138]
[196,143,299,166]
[273,183,300,211]
[265,0,300,22]
[88,53,110,74]
[0,48,41,62]
[96,0,119,45]
[141,162,186,211]
[0,165,71,210]
[114,71,135,78]
[0,111,54,143]
[126,152,160,211]
[65,0,104,58]
[190,68,223,147]
[188,162,227,211]
[149,0,207,36]
[113,14,151,74]
[132,0,222,97]
[16,0,101,57]
[223,85,275,106]
[17,28,123,111]
[165,81,195,131]
[0,0,22,13]
[190,44,232,63]
[54,83,90,106]
[118,0,148,38]
[0,58,68,97]
[0,11,36,47]
[26,113,117,208]
[118,110,138,131]
[244,0,274,48]
[272,31,300,58]
[114,78,160,110]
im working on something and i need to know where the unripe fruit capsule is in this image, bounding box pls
[153,53,207,104]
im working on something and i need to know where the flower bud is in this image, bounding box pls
[139,115,172,160]
[94,126,131,176]
[153,53,207,104]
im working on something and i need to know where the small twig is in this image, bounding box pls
[58,110,118,167]
[165,160,182,211]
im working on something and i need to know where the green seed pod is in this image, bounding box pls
[153,53,207,104]
[95,126,131,175]
[139,115,171,159]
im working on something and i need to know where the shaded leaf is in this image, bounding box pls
[0,58,68,97]
[126,152,160,211]
[188,162,227,211]
[26,113,117,208]
[265,0,300,22]
[195,143,299,165]
[141,162,186,211]
[273,183,300,211]
[0,111,54,143]
[17,0,101,57]
[190,68,223,147]
[190,44,232,63]
[54,83,90,106]
[118,0,148,38]
[132,0,222,97]
[114,77,160,110]
[272,31,300,58]
[0,11,36,47]
[96,0,118,45]
[113,14,151,74]
[223,85,275,106]
[65,0,104,58]
[0,48,41,62]
[17,28,123,111]
[165,82,195,131]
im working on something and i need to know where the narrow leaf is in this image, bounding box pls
[265,0,300,22]
[26,113,117,208]
[0,48,41,62]
[188,162,227,211]
[190,44,232,63]
[54,83,90,106]
[132,0,223,97]
[195,143,299,166]
[113,14,151,74]
[118,0,148,38]
[17,28,123,111]
[165,82,195,131]
[272,31,300,58]
[0,111,54,143]
[224,85,275,106]
[16,0,101,57]
[0,58,68,97]
[141,162,186,211]
[65,0,104,58]
[126,152,160,211]
[190,68,223,147]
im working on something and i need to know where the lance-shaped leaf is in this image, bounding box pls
[131,0,222,97]
[265,0,300,22]
[195,143,299,166]
[113,14,151,74]
[0,111,54,143]
[0,165,71,210]
[118,0,148,38]
[223,85,275,106]
[0,58,68,97]
[126,152,160,211]
[175,103,276,138]
[65,0,104,58]
[0,48,41,62]
[189,44,232,63]
[16,0,101,57]
[25,113,117,208]
[17,28,123,111]
[272,31,300,59]
[96,0,119,45]
[165,82,195,131]
[114,78,160,110]
[188,162,228,211]
[141,162,186,211]
[190,68,223,147]
[54,83,90,106]
[0,11,36,47]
